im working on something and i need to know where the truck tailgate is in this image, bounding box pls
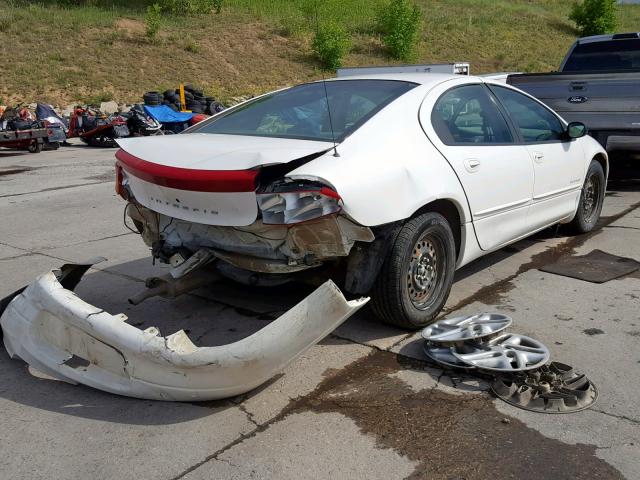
[507,71,640,129]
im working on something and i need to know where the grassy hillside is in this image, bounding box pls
[1,0,639,106]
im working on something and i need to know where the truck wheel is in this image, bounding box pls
[371,212,456,329]
[568,159,605,234]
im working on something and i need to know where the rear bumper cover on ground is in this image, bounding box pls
[0,267,368,401]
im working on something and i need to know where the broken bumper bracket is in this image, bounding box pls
[0,264,368,401]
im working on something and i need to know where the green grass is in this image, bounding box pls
[1,0,639,106]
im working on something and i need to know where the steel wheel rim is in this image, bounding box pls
[582,173,601,223]
[406,232,446,310]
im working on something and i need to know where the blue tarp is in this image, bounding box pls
[143,105,194,123]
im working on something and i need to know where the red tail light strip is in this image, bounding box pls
[115,149,258,192]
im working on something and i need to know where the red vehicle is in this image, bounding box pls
[68,107,130,147]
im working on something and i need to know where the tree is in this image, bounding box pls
[569,0,618,37]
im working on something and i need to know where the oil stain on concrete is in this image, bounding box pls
[287,350,624,480]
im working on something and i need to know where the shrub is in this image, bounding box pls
[0,12,11,33]
[145,3,162,39]
[158,0,215,15]
[184,37,201,53]
[312,22,351,70]
[569,0,617,37]
[376,0,422,61]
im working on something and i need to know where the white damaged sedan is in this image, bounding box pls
[117,73,607,328]
[0,73,608,401]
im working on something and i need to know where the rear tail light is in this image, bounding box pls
[257,181,342,224]
[115,164,129,200]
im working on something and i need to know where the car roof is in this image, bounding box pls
[324,72,471,87]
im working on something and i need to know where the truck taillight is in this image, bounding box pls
[257,181,342,224]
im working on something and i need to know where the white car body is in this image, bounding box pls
[117,73,607,274]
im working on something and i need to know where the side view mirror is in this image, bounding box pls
[566,122,587,139]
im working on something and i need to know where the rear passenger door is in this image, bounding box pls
[490,85,584,229]
[424,83,535,251]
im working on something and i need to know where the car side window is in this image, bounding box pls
[431,84,513,145]
[491,86,565,143]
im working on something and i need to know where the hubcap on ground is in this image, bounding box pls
[406,234,443,309]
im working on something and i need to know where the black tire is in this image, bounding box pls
[371,212,456,329]
[186,101,204,113]
[567,159,606,234]
[143,91,162,105]
[28,140,42,153]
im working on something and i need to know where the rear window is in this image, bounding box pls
[189,80,417,142]
[563,39,640,72]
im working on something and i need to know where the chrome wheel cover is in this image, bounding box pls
[421,313,512,345]
[423,342,476,370]
[452,333,550,372]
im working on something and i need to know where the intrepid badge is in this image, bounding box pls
[568,95,588,104]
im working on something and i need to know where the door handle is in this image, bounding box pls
[532,152,544,163]
[464,158,480,173]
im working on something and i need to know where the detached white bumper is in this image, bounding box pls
[0,270,367,401]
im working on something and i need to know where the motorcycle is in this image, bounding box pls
[68,107,130,147]
[126,104,163,136]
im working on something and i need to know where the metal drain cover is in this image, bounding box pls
[491,362,598,413]
[422,342,475,370]
[421,313,512,345]
[452,333,549,372]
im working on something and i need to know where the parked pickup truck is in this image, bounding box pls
[507,33,640,156]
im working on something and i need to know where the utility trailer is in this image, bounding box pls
[0,127,48,153]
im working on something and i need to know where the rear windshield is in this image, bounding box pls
[563,39,640,72]
[189,80,417,142]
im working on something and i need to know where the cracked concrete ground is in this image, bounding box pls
[0,144,638,479]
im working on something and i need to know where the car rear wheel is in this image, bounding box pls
[371,212,456,329]
[568,159,605,234]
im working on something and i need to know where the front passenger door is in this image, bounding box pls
[491,85,585,229]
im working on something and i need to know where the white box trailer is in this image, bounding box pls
[337,63,470,77]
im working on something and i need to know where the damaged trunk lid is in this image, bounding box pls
[116,134,331,226]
